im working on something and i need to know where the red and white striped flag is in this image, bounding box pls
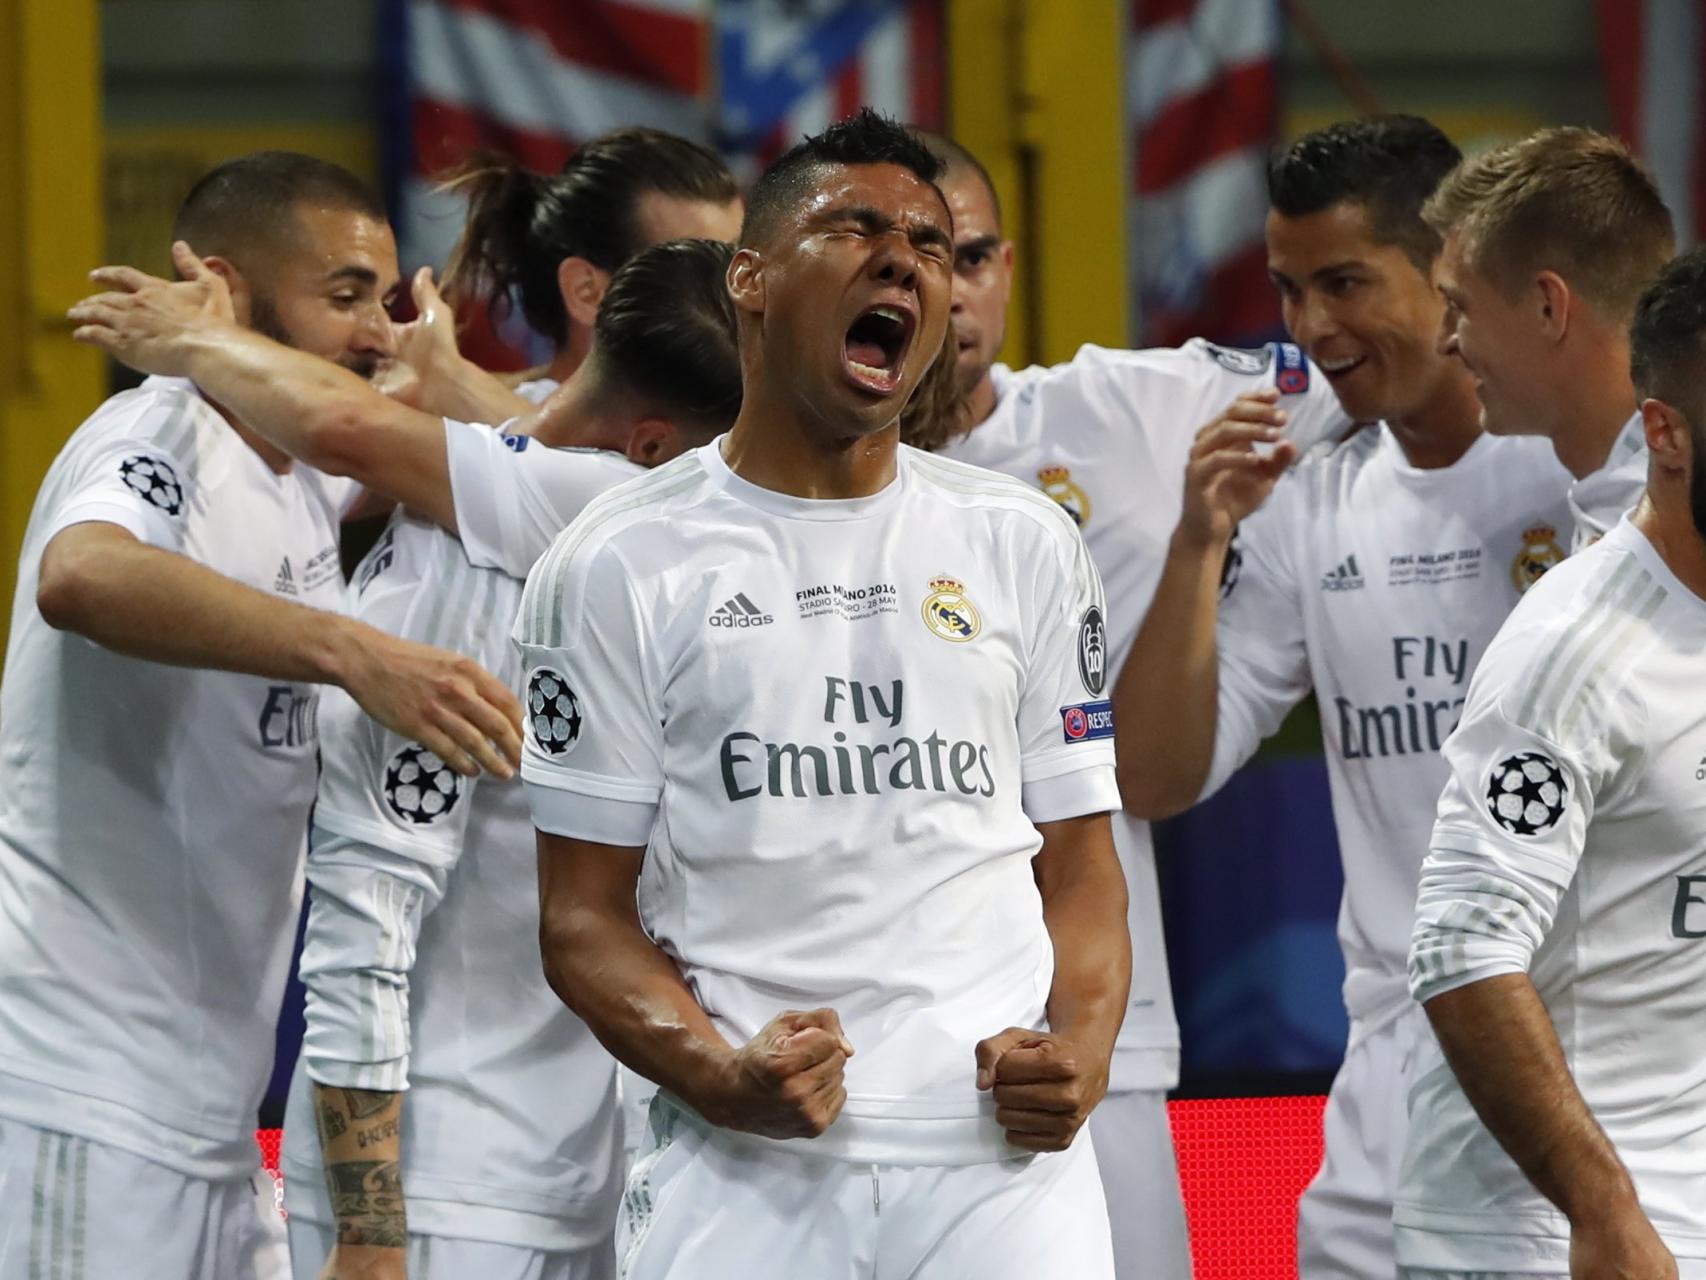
[391,0,942,363]
[1599,0,1705,247]
[1128,0,1284,347]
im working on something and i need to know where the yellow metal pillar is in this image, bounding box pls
[946,0,1127,368]
[1,0,105,660]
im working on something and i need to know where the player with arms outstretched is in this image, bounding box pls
[0,153,519,1280]
[515,112,1130,1279]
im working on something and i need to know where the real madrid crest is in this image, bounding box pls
[1511,524,1564,594]
[1037,465,1091,527]
[922,575,981,642]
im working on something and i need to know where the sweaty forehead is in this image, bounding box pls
[279,204,400,282]
[800,164,950,230]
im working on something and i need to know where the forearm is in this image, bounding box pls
[1425,973,1639,1225]
[176,327,456,527]
[412,350,536,425]
[540,897,740,1124]
[41,527,364,685]
[1036,816,1131,1072]
[1113,528,1227,817]
[313,1084,407,1249]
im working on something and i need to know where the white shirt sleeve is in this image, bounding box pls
[1015,506,1122,823]
[1408,624,1640,1004]
[513,536,665,846]
[1200,486,1314,801]
[297,518,509,1089]
[42,416,198,552]
[446,419,641,579]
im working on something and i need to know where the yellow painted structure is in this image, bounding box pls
[946,0,1128,368]
[1,0,105,662]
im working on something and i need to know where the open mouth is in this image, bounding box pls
[842,303,916,396]
[1316,354,1366,381]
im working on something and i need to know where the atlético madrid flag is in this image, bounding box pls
[1128,0,1285,347]
[389,0,943,293]
[1598,0,1706,247]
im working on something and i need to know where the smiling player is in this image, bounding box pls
[514,111,1130,1279]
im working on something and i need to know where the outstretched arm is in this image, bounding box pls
[70,243,462,531]
[385,266,540,425]
[37,522,519,775]
[1114,392,1295,817]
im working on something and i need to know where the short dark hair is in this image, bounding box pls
[911,128,1001,228]
[172,151,386,272]
[1267,116,1463,268]
[1631,249,1706,423]
[741,109,945,249]
[1425,128,1674,327]
[590,238,741,440]
[440,128,738,349]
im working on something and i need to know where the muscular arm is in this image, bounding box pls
[535,832,850,1138]
[1113,525,1229,817]
[1034,812,1130,1082]
[1424,975,1666,1263]
[1114,394,1295,818]
[37,522,520,775]
[70,249,460,531]
[313,1085,406,1278]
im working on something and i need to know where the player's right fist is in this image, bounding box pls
[1177,389,1299,550]
[704,1008,854,1140]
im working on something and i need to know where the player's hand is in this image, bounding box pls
[338,623,522,778]
[1176,390,1298,551]
[1570,1201,1678,1279]
[975,1028,1108,1153]
[389,267,463,389]
[68,241,236,375]
[702,1008,854,1139]
[317,1243,408,1280]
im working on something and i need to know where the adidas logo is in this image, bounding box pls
[274,558,297,596]
[1321,554,1364,592]
[709,592,774,629]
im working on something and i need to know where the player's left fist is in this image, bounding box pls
[974,1028,1108,1153]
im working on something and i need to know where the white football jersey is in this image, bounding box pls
[0,377,354,1178]
[445,418,640,579]
[279,513,620,1249]
[1397,517,1706,1271]
[1569,411,1649,551]
[514,440,1120,1166]
[1205,426,1575,1031]
[942,339,1352,1091]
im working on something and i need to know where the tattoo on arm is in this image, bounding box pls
[313,1084,407,1249]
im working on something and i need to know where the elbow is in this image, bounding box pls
[35,539,101,634]
[1115,756,1201,822]
[538,914,594,1019]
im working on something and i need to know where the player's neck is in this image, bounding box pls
[546,332,590,384]
[964,373,998,430]
[723,384,899,500]
[1634,493,1706,602]
[530,377,606,450]
[1547,365,1636,480]
[205,395,294,474]
[1384,369,1483,470]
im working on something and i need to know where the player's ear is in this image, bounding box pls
[558,256,609,331]
[624,417,682,467]
[200,257,253,327]
[1640,397,1688,471]
[1534,270,1571,344]
[727,248,766,315]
